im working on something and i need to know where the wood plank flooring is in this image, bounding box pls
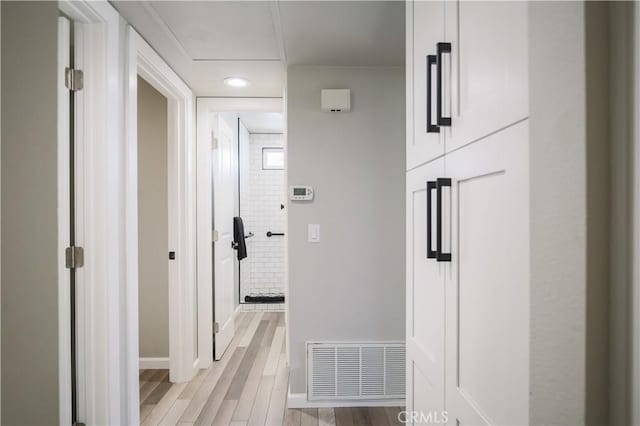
[139,312,404,425]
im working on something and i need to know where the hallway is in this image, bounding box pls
[0,1,631,424]
[139,312,403,425]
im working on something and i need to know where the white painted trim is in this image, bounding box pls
[57,1,123,424]
[195,105,214,368]
[287,390,405,409]
[57,16,72,426]
[126,26,199,399]
[139,358,170,369]
[196,97,283,370]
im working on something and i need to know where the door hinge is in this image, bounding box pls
[212,230,219,242]
[65,68,84,91]
[212,134,219,150]
[65,246,85,269]
[214,322,219,333]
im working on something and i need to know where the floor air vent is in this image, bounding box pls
[307,342,405,401]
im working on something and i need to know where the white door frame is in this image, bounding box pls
[125,25,200,399]
[57,1,123,424]
[57,15,72,426]
[56,3,200,424]
[196,97,283,368]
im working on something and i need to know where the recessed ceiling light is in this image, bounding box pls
[224,77,250,88]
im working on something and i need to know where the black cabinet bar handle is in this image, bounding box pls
[437,42,452,127]
[426,55,439,133]
[436,177,452,262]
[426,181,437,258]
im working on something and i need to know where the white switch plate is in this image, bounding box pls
[308,224,320,243]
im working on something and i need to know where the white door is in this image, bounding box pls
[407,0,446,170]
[213,114,236,360]
[443,0,528,152]
[406,158,446,425]
[444,122,530,425]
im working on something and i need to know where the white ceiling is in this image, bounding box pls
[111,1,404,97]
[151,2,281,61]
[239,112,284,134]
[279,1,404,67]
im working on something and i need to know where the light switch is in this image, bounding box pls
[308,224,320,243]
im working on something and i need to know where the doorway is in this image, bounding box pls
[55,5,200,424]
[137,75,172,412]
[126,27,201,423]
[237,113,286,310]
[196,98,285,364]
[56,2,124,423]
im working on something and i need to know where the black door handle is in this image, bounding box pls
[266,231,285,237]
[426,181,437,258]
[437,42,452,127]
[427,55,439,133]
[436,177,452,262]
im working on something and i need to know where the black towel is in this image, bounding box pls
[233,217,248,261]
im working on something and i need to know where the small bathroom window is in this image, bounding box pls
[262,147,284,170]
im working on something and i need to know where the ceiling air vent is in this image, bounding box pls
[307,342,405,401]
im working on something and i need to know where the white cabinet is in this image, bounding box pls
[407,1,528,167]
[406,158,446,424]
[406,2,530,424]
[444,0,528,151]
[407,0,445,170]
[444,121,529,425]
[406,123,529,426]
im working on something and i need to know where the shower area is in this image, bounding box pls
[237,112,286,311]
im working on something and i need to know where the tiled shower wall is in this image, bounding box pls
[240,133,285,309]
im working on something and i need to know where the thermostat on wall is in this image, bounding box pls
[289,185,314,201]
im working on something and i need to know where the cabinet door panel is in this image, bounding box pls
[406,158,445,423]
[444,0,528,151]
[408,0,445,170]
[445,122,529,425]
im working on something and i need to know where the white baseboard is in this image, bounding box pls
[139,357,169,369]
[287,389,405,409]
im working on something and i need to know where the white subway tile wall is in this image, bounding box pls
[240,133,285,311]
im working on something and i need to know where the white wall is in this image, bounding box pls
[240,133,286,306]
[529,2,610,424]
[137,76,169,358]
[239,121,250,229]
[286,66,405,394]
[238,120,250,307]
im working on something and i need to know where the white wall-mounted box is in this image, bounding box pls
[321,89,351,112]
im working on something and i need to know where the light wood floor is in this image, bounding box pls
[139,311,403,426]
